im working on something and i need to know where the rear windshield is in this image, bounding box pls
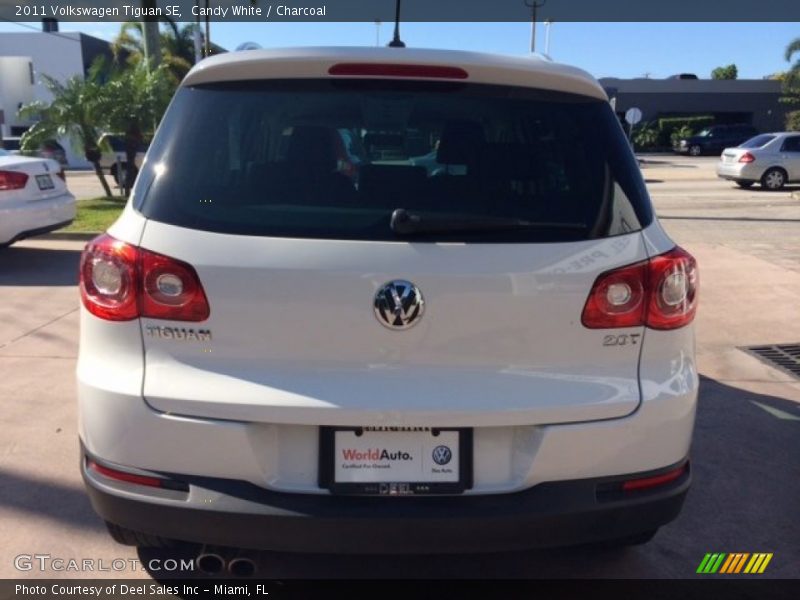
[740,134,775,148]
[136,79,651,243]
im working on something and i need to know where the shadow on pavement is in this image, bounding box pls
[0,245,81,287]
[135,376,799,580]
[0,469,104,532]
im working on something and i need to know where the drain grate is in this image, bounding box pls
[743,344,800,379]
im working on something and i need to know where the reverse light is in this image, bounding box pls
[328,63,469,79]
[738,152,755,163]
[79,234,210,321]
[0,170,29,191]
[582,247,698,330]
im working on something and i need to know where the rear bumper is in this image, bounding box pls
[82,446,690,553]
[716,162,761,182]
[0,192,76,245]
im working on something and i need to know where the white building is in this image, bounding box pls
[0,27,115,167]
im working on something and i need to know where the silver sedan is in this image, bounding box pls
[716,132,800,190]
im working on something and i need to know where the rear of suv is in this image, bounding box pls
[78,47,698,553]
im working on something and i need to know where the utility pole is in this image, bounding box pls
[141,0,161,67]
[193,1,203,63]
[524,0,546,53]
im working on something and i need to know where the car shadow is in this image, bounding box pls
[138,375,799,580]
[0,245,81,287]
[0,468,104,532]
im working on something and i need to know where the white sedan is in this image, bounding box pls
[0,149,76,247]
[716,132,800,190]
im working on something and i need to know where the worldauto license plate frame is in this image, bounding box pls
[319,427,473,496]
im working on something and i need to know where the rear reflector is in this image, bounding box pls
[0,170,29,191]
[622,463,688,492]
[88,460,164,488]
[87,459,189,491]
[329,63,469,79]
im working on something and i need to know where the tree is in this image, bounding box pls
[18,75,113,197]
[112,21,196,83]
[711,64,738,80]
[783,37,800,105]
[98,63,173,195]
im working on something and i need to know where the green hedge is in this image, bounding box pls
[786,110,800,132]
[631,115,715,150]
[657,116,715,147]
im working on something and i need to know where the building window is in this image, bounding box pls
[28,62,34,84]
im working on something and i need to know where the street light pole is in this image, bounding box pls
[524,0,547,53]
[544,19,552,55]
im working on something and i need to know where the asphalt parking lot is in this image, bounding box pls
[0,156,798,580]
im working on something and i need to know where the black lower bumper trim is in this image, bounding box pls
[82,447,690,554]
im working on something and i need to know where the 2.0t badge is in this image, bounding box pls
[374,280,425,330]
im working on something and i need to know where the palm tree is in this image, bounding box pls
[18,75,113,197]
[99,63,173,195]
[784,37,800,103]
[112,21,196,82]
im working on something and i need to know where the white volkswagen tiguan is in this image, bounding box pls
[78,47,698,553]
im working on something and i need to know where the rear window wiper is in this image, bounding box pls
[389,208,588,236]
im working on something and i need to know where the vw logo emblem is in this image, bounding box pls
[373,280,424,330]
[432,445,452,466]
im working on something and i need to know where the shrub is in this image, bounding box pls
[786,110,800,131]
[657,116,715,147]
[632,122,659,149]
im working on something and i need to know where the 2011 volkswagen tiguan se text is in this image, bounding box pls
[78,47,699,553]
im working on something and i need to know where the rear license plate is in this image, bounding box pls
[35,174,54,190]
[319,427,472,495]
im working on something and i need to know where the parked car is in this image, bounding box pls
[79,47,698,557]
[716,132,800,190]
[675,124,758,156]
[1,136,68,166]
[0,149,75,247]
[97,133,148,185]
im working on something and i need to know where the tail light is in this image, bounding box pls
[80,234,210,322]
[738,152,755,163]
[56,169,66,181]
[582,247,698,330]
[329,63,469,79]
[0,170,29,191]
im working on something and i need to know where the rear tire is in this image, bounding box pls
[105,521,178,548]
[760,168,786,191]
[735,181,754,189]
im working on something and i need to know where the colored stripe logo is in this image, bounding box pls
[697,553,773,574]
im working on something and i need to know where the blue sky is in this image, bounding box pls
[1,21,797,79]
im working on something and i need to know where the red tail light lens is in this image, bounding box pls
[328,63,469,79]
[582,247,698,330]
[0,170,29,190]
[738,152,755,163]
[56,169,66,181]
[80,234,210,322]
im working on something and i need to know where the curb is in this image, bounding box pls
[40,232,100,241]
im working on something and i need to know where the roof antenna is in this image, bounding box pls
[387,0,406,48]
